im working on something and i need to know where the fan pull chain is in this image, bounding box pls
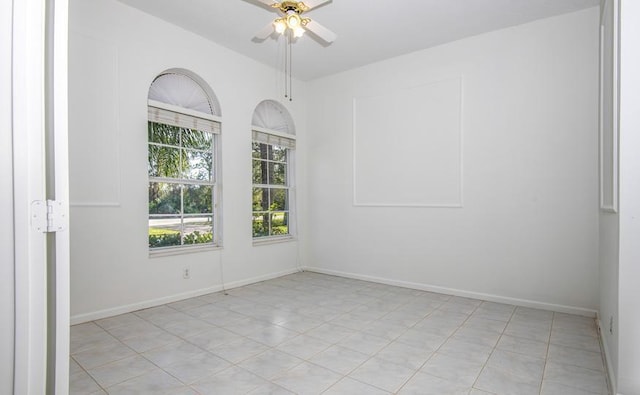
[282,31,294,101]
[284,32,288,100]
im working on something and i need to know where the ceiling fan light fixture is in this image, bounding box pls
[286,13,301,29]
[274,18,286,34]
[252,0,337,100]
[293,26,305,38]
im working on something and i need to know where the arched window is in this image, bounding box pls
[251,100,296,240]
[147,70,221,250]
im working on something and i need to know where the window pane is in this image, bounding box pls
[252,213,270,237]
[269,163,287,185]
[149,217,181,248]
[148,145,184,178]
[149,183,181,214]
[253,159,267,184]
[252,142,263,159]
[148,122,180,146]
[182,128,212,150]
[254,142,272,160]
[251,139,292,239]
[253,187,269,212]
[271,145,287,162]
[183,149,212,181]
[148,146,157,177]
[270,188,288,211]
[183,216,213,245]
[271,212,289,235]
[184,184,212,214]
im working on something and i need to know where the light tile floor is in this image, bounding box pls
[70,272,609,394]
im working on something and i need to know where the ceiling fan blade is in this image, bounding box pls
[255,22,275,40]
[304,19,336,43]
[255,0,279,6]
[301,0,330,11]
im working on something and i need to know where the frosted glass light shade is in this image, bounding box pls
[286,13,301,29]
[274,20,286,34]
[293,27,305,37]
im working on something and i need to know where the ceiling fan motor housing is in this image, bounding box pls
[257,0,336,43]
[274,1,310,15]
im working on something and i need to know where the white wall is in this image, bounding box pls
[68,0,307,322]
[69,1,605,323]
[617,1,640,393]
[1,0,15,392]
[305,8,601,313]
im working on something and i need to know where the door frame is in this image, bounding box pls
[12,0,70,393]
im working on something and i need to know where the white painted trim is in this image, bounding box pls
[52,0,70,393]
[209,268,300,294]
[458,74,465,208]
[353,202,464,208]
[70,268,300,325]
[252,236,297,246]
[597,316,617,395]
[617,0,640,392]
[611,0,620,213]
[148,99,222,123]
[70,286,224,325]
[599,0,619,213]
[69,201,121,207]
[148,244,222,258]
[304,266,598,317]
[0,0,14,393]
[352,76,464,208]
[599,22,606,210]
[12,0,48,393]
[251,125,297,140]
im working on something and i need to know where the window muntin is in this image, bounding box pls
[148,121,217,249]
[252,141,291,238]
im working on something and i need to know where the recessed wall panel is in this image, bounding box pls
[69,33,120,206]
[353,77,463,207]
[600,0,618,213]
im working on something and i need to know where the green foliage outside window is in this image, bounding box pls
[252,141,290,238]
[148,122,215,248]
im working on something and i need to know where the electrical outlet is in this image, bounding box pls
[609,316,614,334]
[183,267,190,279]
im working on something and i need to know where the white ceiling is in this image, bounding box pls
[117,0,599,81]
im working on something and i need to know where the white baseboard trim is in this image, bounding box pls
[70,268,301,325]
[597,315,617,395]
[303,266,598,317]
[219,268,301,291]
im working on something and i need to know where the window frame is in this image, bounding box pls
[148,99,222,254]
[252,126,296,244]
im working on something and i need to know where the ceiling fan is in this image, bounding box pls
[253,0,337,43]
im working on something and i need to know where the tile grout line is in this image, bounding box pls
[395,297,490,393]
[464,301,516,394]
[70,273,605,395]
[538,312,556,394]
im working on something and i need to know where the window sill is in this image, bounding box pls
[149,244,222,258]
[252,236,296,247]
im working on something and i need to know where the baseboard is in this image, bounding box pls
[220,268,300,290]
[597,315,617,395]
[71,265,598,324]
[70,268,301,325]
[303,266,598,317]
